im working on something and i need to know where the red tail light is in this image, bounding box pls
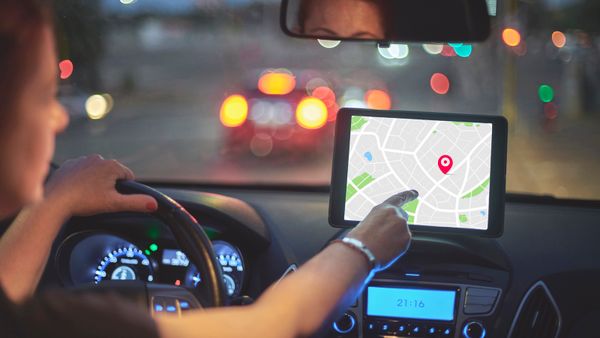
[296,97,328,130]
[220,95,248,127]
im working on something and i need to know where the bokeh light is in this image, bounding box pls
[220,95,248,127]
[305,77,330,94]
[502,28,521,47]
[311,86,338,120]
[341,87,366,108]
[317,39,341,48]
[453,44,473,58]
[551,31,566,48]
[365,90,391,110]
[441,45,457,57]
[250,133,273,157]
[85,94,111,120]
[513,41,527,56]
[378,44,409,60]
[538,85,554,103]
[296,97,328,129]
[430,73,450,95]
[423,44,443,55]
[59,60,74,80]
[258,70,296,95]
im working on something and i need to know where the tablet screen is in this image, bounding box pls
[345,115,493,230]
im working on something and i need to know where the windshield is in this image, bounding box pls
[53,0,600,200]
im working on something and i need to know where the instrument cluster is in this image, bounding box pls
[59,233,245,297]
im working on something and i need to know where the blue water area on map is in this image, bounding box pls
[364,151,373,161]
[480,210,487,216]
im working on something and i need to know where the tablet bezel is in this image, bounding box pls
[329,108,507,237]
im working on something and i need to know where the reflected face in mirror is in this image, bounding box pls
[300,0,385,39]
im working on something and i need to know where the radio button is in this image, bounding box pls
[408,324,424,337]
[365,321,377,333]
[378,322,391,334]
[463,321,486,338]
[396,323,408,335]
[426,326,438,336]
[332,312,356,334]
[441,327,454,336]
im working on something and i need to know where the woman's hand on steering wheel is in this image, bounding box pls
[45,155,158,217]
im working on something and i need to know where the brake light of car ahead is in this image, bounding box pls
[220,95,249,127]
[258,71,296,96]
[296,97,328,130]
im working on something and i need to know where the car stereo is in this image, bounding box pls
[359,281,501,338]
[364,284,459,337]
[329,108,508,237]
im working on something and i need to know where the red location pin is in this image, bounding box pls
[438,155,453,175]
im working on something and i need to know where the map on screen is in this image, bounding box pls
[345,115,493,230]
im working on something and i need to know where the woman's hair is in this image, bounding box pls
[0,0,53,126]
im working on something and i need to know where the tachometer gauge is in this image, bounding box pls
[95,246,154,284]
[185,240,244,297]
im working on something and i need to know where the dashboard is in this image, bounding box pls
[8,186,596,338]
[56,233,246,297]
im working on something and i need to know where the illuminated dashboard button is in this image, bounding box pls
[442,327,454,336]
[179,301,190,310]
[463,321,486,338]
[166,305,177,313]
[396,324,408,334]
[332,313,356,334]
[154,304,164,312]
[427,326,437,335]
[365,321,376,332]
[377,322,391,334]
[409,324,424,337]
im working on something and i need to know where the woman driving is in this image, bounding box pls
[0,1,415,337]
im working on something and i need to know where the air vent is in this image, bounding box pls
[509,281,561,338]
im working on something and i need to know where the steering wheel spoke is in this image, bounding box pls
[148,284,203,316]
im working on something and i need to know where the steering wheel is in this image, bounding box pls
[71,181,227,312]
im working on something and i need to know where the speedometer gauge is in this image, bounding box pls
[94,246,154,284]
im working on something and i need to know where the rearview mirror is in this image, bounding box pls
[281,0,491,43]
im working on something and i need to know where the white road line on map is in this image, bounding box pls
[413,121,441,154]
[382,119,397,149]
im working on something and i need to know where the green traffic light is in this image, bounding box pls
[149,243,159,252]
[538,85,554,103]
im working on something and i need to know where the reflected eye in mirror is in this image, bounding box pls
[281,0,491,43]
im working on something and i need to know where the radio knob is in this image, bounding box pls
[462,321,486,338]
[332,312,356,334]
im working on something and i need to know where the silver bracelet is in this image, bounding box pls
[334,237,380,271]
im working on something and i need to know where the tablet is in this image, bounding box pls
[329,108,507,237]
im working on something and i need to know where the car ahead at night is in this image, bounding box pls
[219,68,393,157]
[1,0,600,338]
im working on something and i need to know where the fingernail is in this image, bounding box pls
[411,189,419,197]
[146,202,158,212]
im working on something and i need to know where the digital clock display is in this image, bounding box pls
[366,286,457,321]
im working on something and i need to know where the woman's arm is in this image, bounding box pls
[158,190,417,338]
[0,155,157,303]
[0,198,70,304]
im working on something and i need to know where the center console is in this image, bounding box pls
[327,235,511,338]
[331,279,501,338]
